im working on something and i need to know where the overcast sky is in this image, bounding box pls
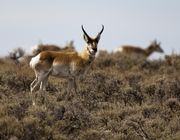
[0,0,180,58]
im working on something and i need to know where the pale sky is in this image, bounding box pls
[0,0,180,58]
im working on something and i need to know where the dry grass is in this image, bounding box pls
[0,52,180,140]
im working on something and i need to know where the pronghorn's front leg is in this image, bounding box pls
[40,79,48,91]
[40,68,52,91]
[67,77,77,94]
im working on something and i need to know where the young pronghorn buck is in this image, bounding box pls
[115,40,164,59]
[30,25,104,105]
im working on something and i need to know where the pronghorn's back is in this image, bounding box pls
[31,43,75,56]
[37,51,81,65]
[119,45,147,54]
[31,44,60,55]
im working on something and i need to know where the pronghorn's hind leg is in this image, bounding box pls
[30,69,52,105]
[30,76,44,105]
[30,79,37,105]
[30,71,38,105]
[30,77,38,92]
[30,76,41,106]
[39,69,52,91]
[30,70,39,92]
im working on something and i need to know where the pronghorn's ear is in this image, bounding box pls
[83,34,90,43]
[82,25,91,43]
[95,25,104,43]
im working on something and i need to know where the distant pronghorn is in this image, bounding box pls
[17,55,34,65]
[8,47,33,65]
[29,25,104,105]
[31,40,75,56]
[8,47,25,63]
[115,40,164,58]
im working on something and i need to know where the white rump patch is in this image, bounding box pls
[29,54,40,69]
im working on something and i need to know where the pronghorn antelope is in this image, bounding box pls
[17,55,34,65]
[8,47,25,63]
[31,41,75,56]
[29,25,104,105]
[115,40,164,58]
[8,47,34,65]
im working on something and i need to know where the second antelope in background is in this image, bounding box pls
[29,25,104,105]
[115,40,164,59]
[31,41,75,56]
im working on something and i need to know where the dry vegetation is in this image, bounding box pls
[0,51,180,140]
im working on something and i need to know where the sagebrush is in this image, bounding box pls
[0,52,180,140]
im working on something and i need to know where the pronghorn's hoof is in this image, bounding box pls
[32,102,36,106]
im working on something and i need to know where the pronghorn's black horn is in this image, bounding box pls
[96,25,104,38]
[95,25,104,42]
[99,25,104,35]
[81,25,91,39]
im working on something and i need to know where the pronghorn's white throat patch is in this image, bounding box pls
[89,48,95,54]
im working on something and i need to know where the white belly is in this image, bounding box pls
[51,64,71,77]
[51,62,89,79]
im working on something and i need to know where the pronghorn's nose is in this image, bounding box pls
[93,48,97,52]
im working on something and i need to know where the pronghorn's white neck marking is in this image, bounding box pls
[78,46,96,64]
[87,46,94,55]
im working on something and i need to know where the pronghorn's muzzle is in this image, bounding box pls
[87,47,97,55]
[93,48,97,53]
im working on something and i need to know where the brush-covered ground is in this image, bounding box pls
[0,51,180,140]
